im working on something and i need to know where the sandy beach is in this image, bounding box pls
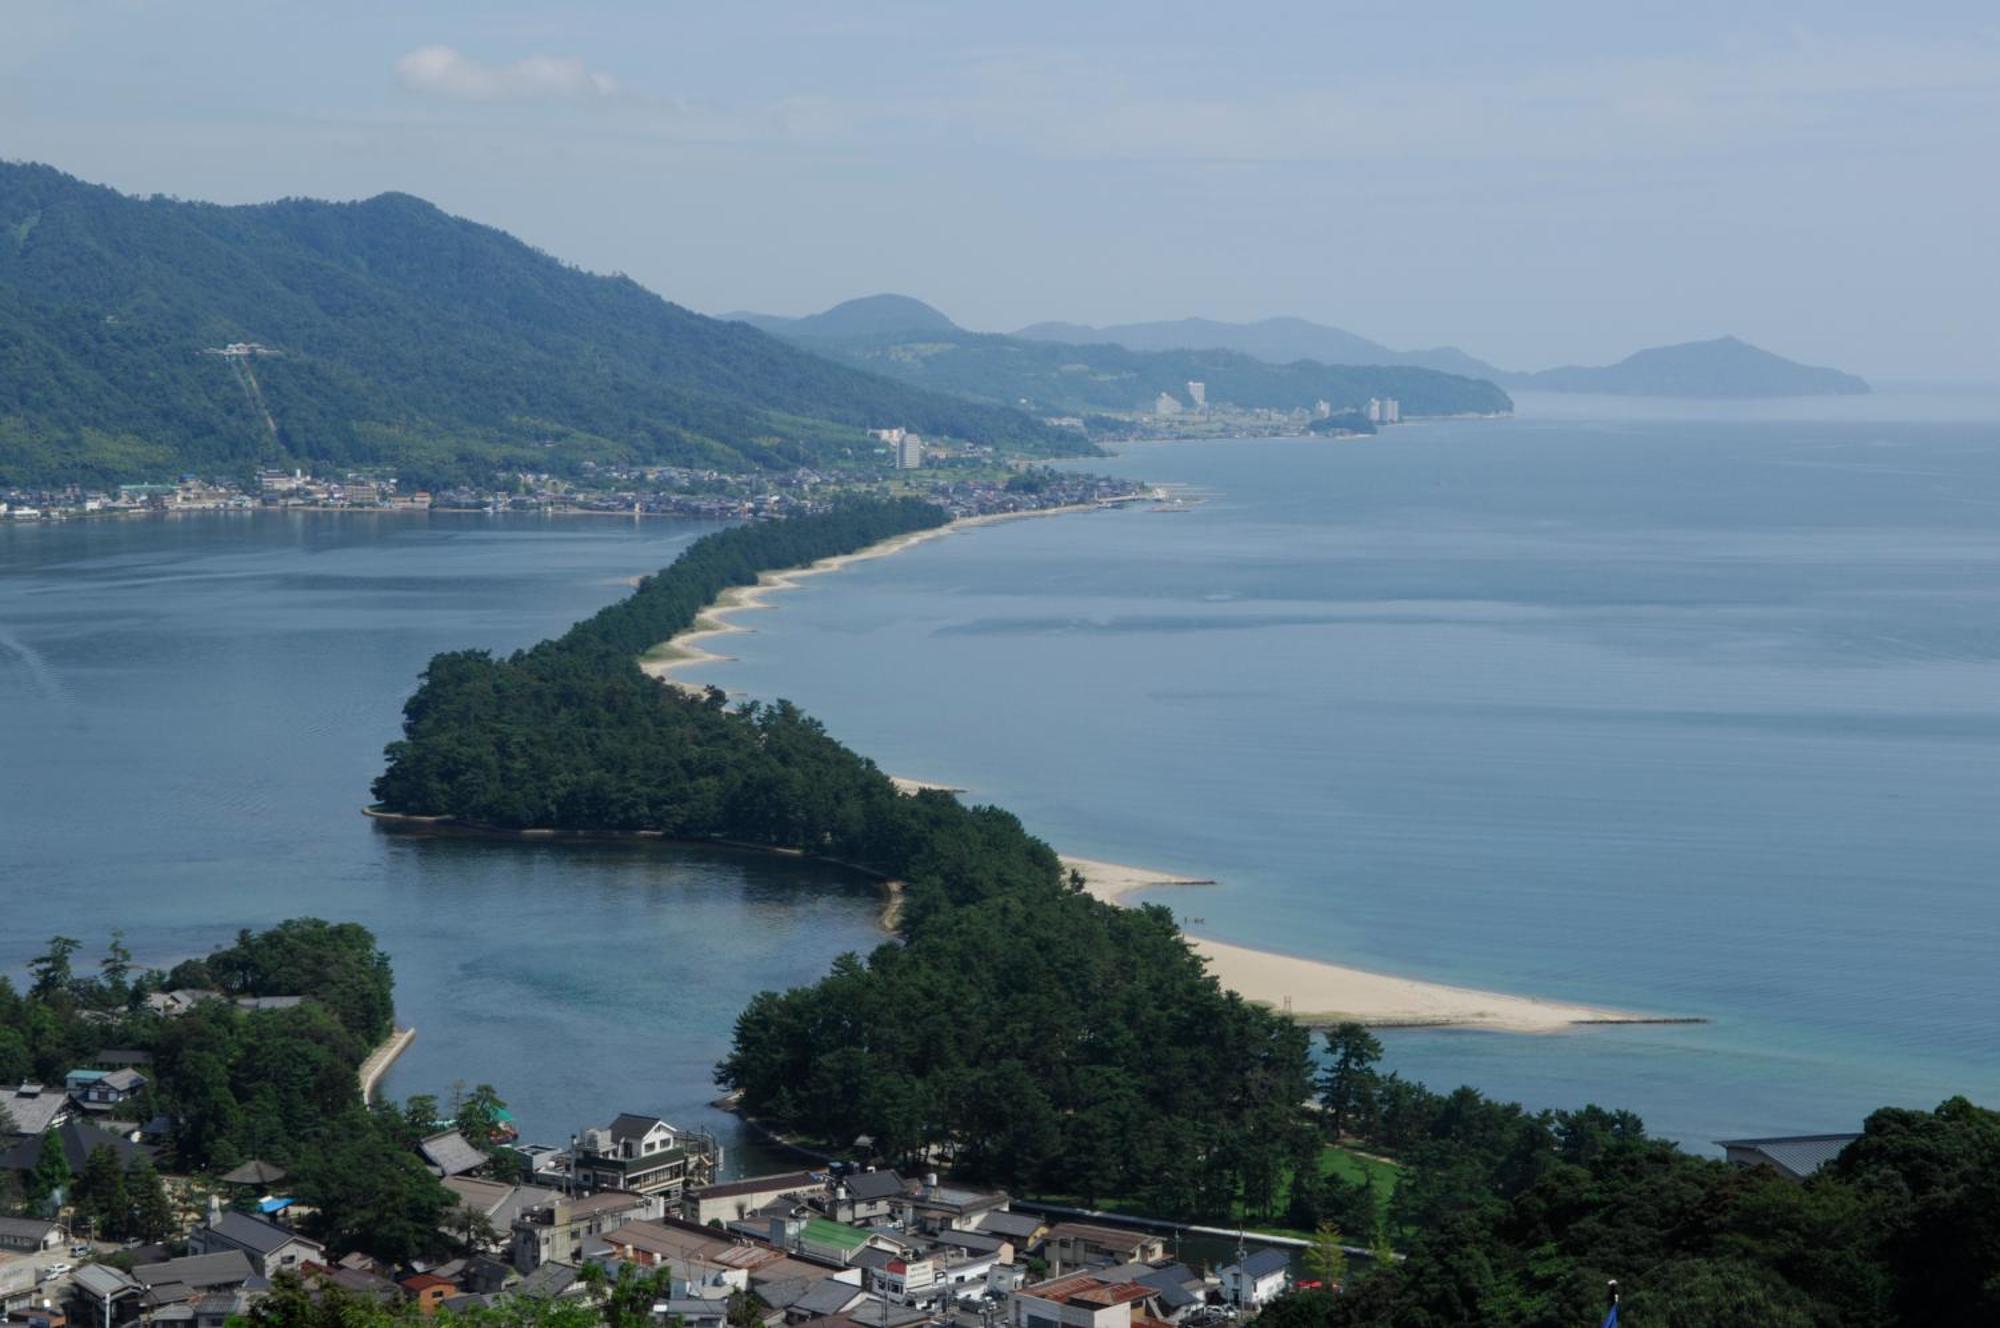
[640,505,1100,693]
[633,502,1658,1035]
[1060,856,1651,1033]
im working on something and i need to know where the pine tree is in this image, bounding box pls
[126,1157,175,1243]
[77,1144,127,1238]
[28,1133,72,1212]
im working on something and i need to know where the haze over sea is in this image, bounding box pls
[4,394,1996,1155]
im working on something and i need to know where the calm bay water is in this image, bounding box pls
[698,398,2000,1148]
[0,512,888,1170]
[5,397,1997,1158]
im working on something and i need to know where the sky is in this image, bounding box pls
[3,1,1997,378]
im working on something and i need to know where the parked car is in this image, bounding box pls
[70,1243,90,1256]
[42,1262,72,1280]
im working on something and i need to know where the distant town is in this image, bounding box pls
[0,430,1147,526]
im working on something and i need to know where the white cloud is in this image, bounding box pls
[395,46,619,102]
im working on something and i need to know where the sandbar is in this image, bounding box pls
[1060,855,1657,1033]
[640,505,1098,693]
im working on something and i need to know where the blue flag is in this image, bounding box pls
[1599,1306,1618,1328]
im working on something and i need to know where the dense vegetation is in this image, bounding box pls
[1,921,459,1262]
[373,500,1317,1201]
[1,920,390,1163]
[374,501,1999,1320]
[0,163,1080,487]
[1273,1027,2000,1325]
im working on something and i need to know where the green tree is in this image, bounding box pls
[75,1144,128,1238]
[452,1084,508,1150]
[100,931,135,1001]
[28,1132,72,1211]
[1304,1222,1347,1289]
[126,1157,175,1243]
[1318,1023,1383,1140]
[29,936,81,1001]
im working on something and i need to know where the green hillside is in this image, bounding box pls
[764,300,1513,418]
[0,163,1077,486]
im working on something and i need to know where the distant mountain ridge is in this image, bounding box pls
[0,165,1072,486]
[734,295,1513,419]
[1009,315,1868,398]
[1508,336,1870,398]
[1014,314,1504,379]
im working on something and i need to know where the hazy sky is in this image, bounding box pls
[5,1,1997,378]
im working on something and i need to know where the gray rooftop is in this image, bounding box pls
[1716,1133,1862,1179]
[794,1280,867,1317]
[842,1170,907,1203]
[134,1250,255,1290]
[207,1211,318,1257]
[1228,1248,1290,1279]
[419,1129,489,1177]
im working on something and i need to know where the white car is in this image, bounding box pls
[42,1263,72,1279]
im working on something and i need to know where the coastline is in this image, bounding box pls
[358,1024,416,1103]
[362,806,910,934]
[1061,856,1659,1033]
[639,504,1101,692]
[621,505,1673,1036]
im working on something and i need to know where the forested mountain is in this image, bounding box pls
[733,293,959,340]
[0,163,1073,486]
[1013,314,1504,379]
[740,298,1512,418]
[1508,335,1871,397]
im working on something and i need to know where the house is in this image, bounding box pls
[652,1300,732,1328]
[826,1170,908,1226]
[1715,1134,1862,1183]
[69,1069,147,1112]
[684,1171,826,1227]
[325,1266,405,1304]
[0,1119,152,1179]
[975,1210,1045,1249]
[510,1190,662,1271]
[418,1130,489,1179]
[514,1262,583,1302]
[1104,1264,1204,1324]
[0,1219,67,1254]
[900,1176,1009,1235]
[194,1288,264,1328]
[1217,1249,1289,1309]
[132,1250,256,1297]
[143,990,220,1018]
[786,1279,868,1324]
[570,1115,718,1200]
[1,1084,71,1139]
[444,1176,561,1246]
[187,1208,325,1277]
[1041,1225,1165,1276]
[401,1273,459,1315]
[68,1262,143,1319]
[1009,1272,1156,1328]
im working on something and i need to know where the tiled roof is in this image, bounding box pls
[418,1130,488,1177]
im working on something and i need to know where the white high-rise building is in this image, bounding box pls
[895,434,925,469]
[1155,392,1183,416]
[1186,380,1207,408]
[1366,398,1382,423]
[1383,398,1401,424]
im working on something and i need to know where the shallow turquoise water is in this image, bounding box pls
[700,401,2000,1147]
